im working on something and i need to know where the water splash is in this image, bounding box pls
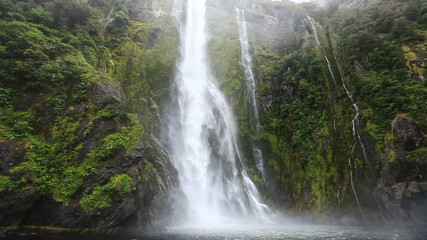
[163,0,270,227]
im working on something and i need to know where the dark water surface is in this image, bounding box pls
[3,225,427,240]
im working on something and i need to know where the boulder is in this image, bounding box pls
[91,81,126,112]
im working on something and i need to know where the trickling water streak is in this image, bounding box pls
[308,17,337,85]
[332,48,371,171]
[236,8,267,181]
[309,16,338,136]
[236,9,260,134]
[163,0,269,227]
[308,16,367,222]
[253,148,266,180]
[348,138,367,222]
[328,95,337,132]
[99,4,116,35]
[349,169,366,221]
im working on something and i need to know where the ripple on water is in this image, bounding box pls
[137,224,427,240]
[3,224,426,240]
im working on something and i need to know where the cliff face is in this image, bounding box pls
[376,116,427,223]
[241,0,427,223]
[0,0,179,228]
[0,81,178,228]
[0,0,426,228]
[205,0,427,224]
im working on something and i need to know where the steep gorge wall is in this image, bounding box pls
[205,0,427,224]
[244,0,427,224]
[0,0,179,229]
[0,0,426,229]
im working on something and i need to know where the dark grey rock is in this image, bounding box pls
[376,116,427,224]
[0,142,26,175]
[392,116,423,153]
[377,181,427,224]
[12,134,178,229]
[0,187,40,226]
[0,79,178,229]
[91,81,126,112]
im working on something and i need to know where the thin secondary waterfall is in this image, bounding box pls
[236,9,260,134]
[308,16,367,222]
[236,9,266,180]
[99,4,116,35]
[163,0,269,226]
[309,18,370,170]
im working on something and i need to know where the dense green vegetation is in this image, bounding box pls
[80,173,132,212]
[327,0,427,134]
[0,0,178,210]
[256,42,353,212]
[251,0,426,215]
[0,0,425,225]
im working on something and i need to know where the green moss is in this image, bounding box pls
[79,174,133,212]
[254,22,361,212]
[139,162,154,182]
[96,109,121,122]
[8,112,143,203]
[0,88,18,108]
[10,116,81,193]
[386,150,396,163]
[0,0,173,209]
[109,18,178,113]
[410,147,427,160]
[55,113,143,201]
[0,175,25,193]
[0,109,34,141]
[251,173,264,186]
[48,92,67,115]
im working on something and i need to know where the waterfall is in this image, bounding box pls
[163,0,269,227]
[99,4,116,35]
[236,9,267,181]
[236,9,260,134]
[308,16,367,222]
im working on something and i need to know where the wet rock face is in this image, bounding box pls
[0,82,177,229]
[377,182,427,224]
[0,187,40,226]
[129,136,178,226]
[0,142,25,174]
[392,116,424,153]
[389,116,425,184]
[0,142,37,226]
[376,116,427,223]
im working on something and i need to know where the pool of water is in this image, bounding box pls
[3,224,427,240]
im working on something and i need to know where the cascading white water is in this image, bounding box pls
[99,4,116,35]
[308,16,367,221]
[236,9,266,181]
[163,0,269,227]
[236,9,260,134]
